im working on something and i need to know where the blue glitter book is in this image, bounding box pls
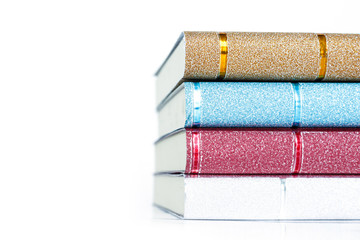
[157,82,360,137]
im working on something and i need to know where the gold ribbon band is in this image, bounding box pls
[217,33,327,80]
[317,34,327,80]
[218,33,228,79]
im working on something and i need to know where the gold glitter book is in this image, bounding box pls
[155,32,360,105]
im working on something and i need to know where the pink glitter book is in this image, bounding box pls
[155,128,360,174]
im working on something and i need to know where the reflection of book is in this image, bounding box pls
[156,128,360,174]
[158,82,360,136]
[154,175,360,219]
[156,32,360,104]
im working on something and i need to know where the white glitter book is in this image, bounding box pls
[154,174,360,220]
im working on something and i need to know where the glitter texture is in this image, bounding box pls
[285,177,360,219]
[300,83,360,127]
[155,175,360,219]
[184,176,282,219]
[184,128,360,174]
[301,130,360,174]
[184,82,360,128]
[324,34,360,80]
[183,32,219,79]
[181,175,360,219]
[186,128,294,174]
[226,32,319,80]
[185,82,294,128]
[180,32,360,81]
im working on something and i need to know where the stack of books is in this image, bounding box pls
[154,32,360,220]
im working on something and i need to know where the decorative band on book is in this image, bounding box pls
[292,83,301,127]
[193,82,202,127]
[279,178,286,218]
[316,34,327,80]
[190,130,201,174]
[293,130,303,174]
[218,33,228,79]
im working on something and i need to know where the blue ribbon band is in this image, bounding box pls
[193,82,201,127]
[292,83,301,127]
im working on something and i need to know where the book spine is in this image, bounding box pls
[183,32,360,81]
[185,82,360,128]
[185,128,360,174]
[183,175,360,219]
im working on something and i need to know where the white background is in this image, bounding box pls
[1,0,360,239]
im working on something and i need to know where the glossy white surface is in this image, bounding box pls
[152,207,360,240]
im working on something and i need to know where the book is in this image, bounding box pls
[156,32,360,104]
[154,174,360,219]
[155,128,360,174]
[158,82,360,136]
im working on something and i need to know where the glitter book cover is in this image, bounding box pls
[155,32,360,104]
[183,128,360,175]
[178,32,360,81]
[184,82,360,128]
[154,174,360,219]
